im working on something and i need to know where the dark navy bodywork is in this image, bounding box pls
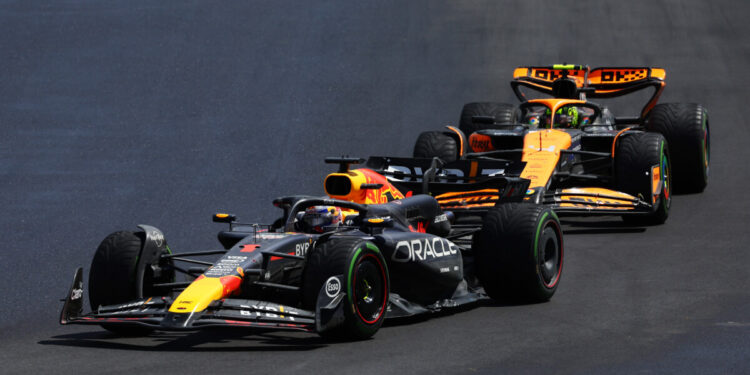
[61,194,486,332]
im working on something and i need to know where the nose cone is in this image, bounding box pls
[168,275,242,315]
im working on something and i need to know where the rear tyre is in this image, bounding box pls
[473,204,563,303]
[645,103,709,193]
[89,230,173,336]
[302,238,389,340]
[459,102,517,136]
[615,133,672,225]
[413,131,458,162]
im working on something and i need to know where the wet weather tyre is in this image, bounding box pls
[645,103,709,193]
[303,238,389,340]
[413,131,458,162]
[473,204,563,303]
[89,231,172,336]
[459,102,517,136]
[615,133,672,225]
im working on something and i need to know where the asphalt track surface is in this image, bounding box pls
[1,1,749,373]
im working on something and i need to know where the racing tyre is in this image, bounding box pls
[615,133,672,225]
[645,103,709,193]
[459,102,517,136]
[473,203,563,303]
[302,238,389,340]
[413,131,458,162]
[89,230,173,335]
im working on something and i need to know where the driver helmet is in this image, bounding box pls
[542,105,582,129]
[300,206,343,233]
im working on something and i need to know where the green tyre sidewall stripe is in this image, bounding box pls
[345,241,386,335]
[346,242,383,315]
[533,210,559,263]
[346,246,364,310]
[534,209,560,289]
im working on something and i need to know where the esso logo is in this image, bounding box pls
[151,230,164,247]
[325,276,341,298]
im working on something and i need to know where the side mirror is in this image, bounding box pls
[213,213,237,223]
[362,216,394,228]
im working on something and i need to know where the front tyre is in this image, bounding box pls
[616,133,672,225]
[302,238,389,340]
[645,103,709,193]
[89,230,173,336]
[473,204,563,303]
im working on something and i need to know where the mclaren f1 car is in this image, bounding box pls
[413,64,709,224]
[60,157,563,340]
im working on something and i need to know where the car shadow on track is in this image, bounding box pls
[383,298,528,327]
[559,217,647,235]
[384,304,478,328]
[38,329,328,352]
[41,301,504,351]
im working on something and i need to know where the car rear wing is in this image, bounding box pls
[363,156,530,209]
[511,64,666,120]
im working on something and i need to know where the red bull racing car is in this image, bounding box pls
[413,64,709,225]
[60,158,562,340]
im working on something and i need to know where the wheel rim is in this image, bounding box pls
[352,254,387,324]
[538,222,562,288]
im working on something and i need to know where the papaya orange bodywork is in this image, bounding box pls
[513,65,666,120]
[515,67,587,85]
[513,67,529,78]
[521,129,572,188]
[651,165,661,203]
[434,189,500,209]
[445,126,465,156]
[556,187,638,210]
[611,127,632,157]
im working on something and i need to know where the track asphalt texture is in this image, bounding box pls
[1,1,748,373]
